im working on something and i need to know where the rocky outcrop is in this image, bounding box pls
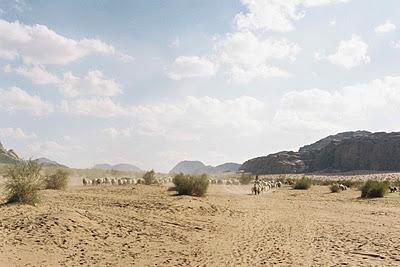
[300,131,400,172]
[0,142,20,164]
[240,151,306,175]
[240,131,400,174]
[170,161,241,174]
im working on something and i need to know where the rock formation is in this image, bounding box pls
[240,131,400,174]
[0,142,20,164]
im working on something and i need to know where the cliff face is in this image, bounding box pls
[301,132,400,172]
[240,131,400,174]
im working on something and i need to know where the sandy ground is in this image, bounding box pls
[1,184,400,266]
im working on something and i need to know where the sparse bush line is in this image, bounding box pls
[172,173,209,196]
[361,180,389,198]
[44,169,69,190]
[143,170,156,185]
[293,176,312,190]
[4,160,43,205]
[330,184,340,193]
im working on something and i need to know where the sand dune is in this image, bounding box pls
[1,184,400,266]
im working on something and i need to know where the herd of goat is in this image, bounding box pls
[82,176,289,196]
[82,177,172,186]
[81,176,400,196]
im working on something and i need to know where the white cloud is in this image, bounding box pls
[216,31,299,82]
[235,0,350,32]
[60,97,127,117]
[167,56,218,80]
[229,65,290,83]
[168,31,299,83]
[0,127,37,139]
[0,86,53,115]
[0,19,131,65]
[274,76,400,132]
[27,140,67,159]
[58,70,123,97]
[14,64,60,84]
[5,65,123,97]
[102,127,133,138]
[317,35,370,68]
[131,96,268,138]
[375,20,396,33]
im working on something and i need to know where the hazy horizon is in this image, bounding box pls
[1,0,400,172]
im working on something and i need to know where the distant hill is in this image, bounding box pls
[92,163,142,172]
[0,141,20,164]
[34,157,68,168]
[170,160,241,174]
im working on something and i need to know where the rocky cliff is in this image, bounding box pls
[240,151,306,175]
[0,142,20,164]
[240,131,400,174]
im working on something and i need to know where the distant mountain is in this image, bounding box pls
[92,163,142,172]
[0,141,20,164]
[34,157,68,168]
[213,163,241,173]
[170,161,206,174]
[170,160,241,174]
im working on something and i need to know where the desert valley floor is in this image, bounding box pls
[1,182,400,266]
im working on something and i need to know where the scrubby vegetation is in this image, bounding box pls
[330,183,340,193]
[293,176,312,190]
[143,170,156,185]
[239,173,252,185]
[4,160,43,205]
[361,180,389,198]
[172,173,209,196]
[44,169,69,190]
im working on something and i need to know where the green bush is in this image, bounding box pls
[4,160,43,205]
[172,173,209,196]
[239,173,252,185]
[293,177,312,190]
[143,170,156,185]
[44,169,69,190]
[361,180,389,198]
[330,183,340,193]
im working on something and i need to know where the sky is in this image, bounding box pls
[1,0,400,172]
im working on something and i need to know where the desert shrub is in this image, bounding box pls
[239,173,252,185]
[330,183,340,193]
[44,169,69,190]
[361,180,389,198]
[172,173,209,196]
[4,160,43,205]
[293,176,312,190]
[143,170,156,185]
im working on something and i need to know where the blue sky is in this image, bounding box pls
[1,0,400,172]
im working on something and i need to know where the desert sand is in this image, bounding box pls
[1,183,400,266]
